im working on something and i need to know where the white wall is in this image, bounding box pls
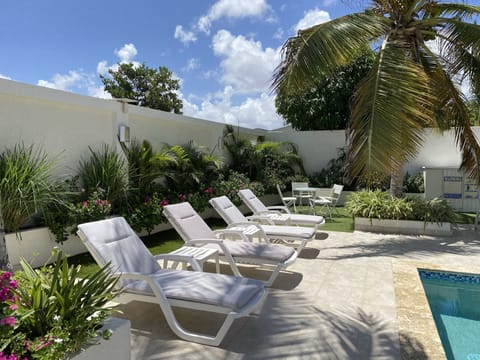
[0,78,265,177]
[0,78,478,180]
[268,126,480,176]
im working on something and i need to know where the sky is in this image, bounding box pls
[1,0,478,130]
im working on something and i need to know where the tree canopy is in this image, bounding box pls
[272,0,480,193]
[275,50,375,130]
[101,63,183,114]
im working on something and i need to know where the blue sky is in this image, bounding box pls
[1,0,477,130]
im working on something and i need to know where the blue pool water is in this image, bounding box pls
[419,270,480,360]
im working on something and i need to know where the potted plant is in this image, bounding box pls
[346,190,455,235]
[0,250,130,360]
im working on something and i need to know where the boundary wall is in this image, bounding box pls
[0,78,478,179]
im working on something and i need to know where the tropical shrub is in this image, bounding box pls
[0,251,119,360]
[212,171,265,206]
[403,172,424,193]
[0,144,59,233]
[223,125,306,192]
[346,190,456,224]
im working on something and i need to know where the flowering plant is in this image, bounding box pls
[0,251,119,360]
[70,188,112,225]
[126,193,169,234]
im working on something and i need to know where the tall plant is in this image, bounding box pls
[78,145,127,210]
[0,144,58,233]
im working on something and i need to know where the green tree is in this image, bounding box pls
[467,98,480,125]
[101,63,183,114]
[272,0,480,196]
[275,50,375,130]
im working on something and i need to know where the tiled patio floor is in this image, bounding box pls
[114,227,480,359]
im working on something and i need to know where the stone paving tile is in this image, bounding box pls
[114,227,479,359]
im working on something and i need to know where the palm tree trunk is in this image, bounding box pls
[389,165,404,197]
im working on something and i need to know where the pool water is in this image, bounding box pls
[419,270,480,360]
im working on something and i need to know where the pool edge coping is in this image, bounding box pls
[392,260,480,360]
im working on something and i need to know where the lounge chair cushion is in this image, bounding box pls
[261,225,315,239]
[125,270,264,311]
[203,240,295,262]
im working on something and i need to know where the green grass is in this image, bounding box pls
[295,206,354,232]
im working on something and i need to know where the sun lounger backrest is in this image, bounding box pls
[209,196,247,224]
[77,217,162,283]
[238,189,268,213]
[163,202,217,242]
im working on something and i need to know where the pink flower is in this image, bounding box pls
[9,304,17,311]
[81,201,88,208]
[160,199,169,206]
[0,316,16,327]
[178,194,187,201]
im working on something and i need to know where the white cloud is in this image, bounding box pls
[0,73,12,80]
[183,58,200,72]
[114,43,138,63]
[322,0,337,7]
[212,30,280,93]
[37,70,84,91]
[174,25,197,44]
[273,27,285,40]
[294,8,330,32]
[96,60,109,76]
[198,0,271,34]
[182,86,283,129]
[97,43,141,77]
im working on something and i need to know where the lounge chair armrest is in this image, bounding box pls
[266,206,291,214]
[246,215,275,225]
[213,229,250,241]
[153,254,202,271]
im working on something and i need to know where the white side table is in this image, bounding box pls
[164,246,219,273]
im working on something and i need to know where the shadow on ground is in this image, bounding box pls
[117,289,427,359]
[321,229,480,261]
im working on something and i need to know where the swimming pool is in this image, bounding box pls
[419,269,480,360]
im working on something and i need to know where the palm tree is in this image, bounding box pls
[272,0,480,196]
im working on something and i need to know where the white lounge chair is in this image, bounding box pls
[309,184,344,218]
[77,216,266,346]
[276,184,297,212]
[163,202,297,287]
[209,195,315,254]
[238,189,325,231]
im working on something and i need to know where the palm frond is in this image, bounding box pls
[431,3,480,19]
[346,38,435,182]
[272,12,389,92]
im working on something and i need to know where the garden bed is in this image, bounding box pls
[354,217,453,236]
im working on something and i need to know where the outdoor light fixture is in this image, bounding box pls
[119,125,130,142]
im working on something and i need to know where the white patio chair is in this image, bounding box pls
[77,216,266,347]
[291,181,313,205]
[209,195,315,254]
[276,184,297,212]
[309,184,344,218]
[238,189,325,232]
[163,202,297,287]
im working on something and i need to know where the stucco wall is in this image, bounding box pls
[0,78,478,180]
